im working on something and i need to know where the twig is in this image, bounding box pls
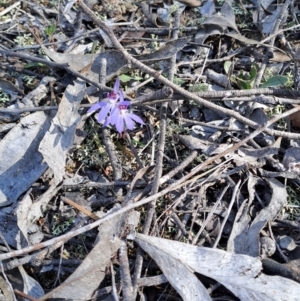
[132,9,182,297]
[111,263,119,301]
[192,184,230,245]
[132,87,300,104]
[99,58,123,196]
[61,197,99,221]
[254,0,293,87]
[212,180,241,248]
[62,180,133,190]
[14,290,38,301]
[52,244,64,287]
[0,1,20,17]
[119,241,134,301]
[159,150,198,184]
[0,263,17,301]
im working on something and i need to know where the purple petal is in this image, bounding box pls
[123,115,135,130]
[115,115,125,133]
[103,116,112,127]
[88,102,105,113]
[109,107,119,125]
[97,104,111,123]
[113,78,120,93]
[119,90,125,102]
[126,113,144,125]
[118,101,131,107]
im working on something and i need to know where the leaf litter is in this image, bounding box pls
[0,0,300,300]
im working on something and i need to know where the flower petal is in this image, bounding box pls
[97,104,111,123]
[103,115,112,127]
[113,78,120,92]
[123,115,135,130]
[115,115,125,133]
[126,113,144,125]
[118,100,131,107]
[88,102,105,113]
[119,90,125,102]
[109,107,119,125]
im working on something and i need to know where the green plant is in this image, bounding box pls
[150,34,159,51]
[70,121,109,168]
[231,64,258,89]
[0,89,10,106]
[14,34,35,46]
[188,83,209,92]
[231,63,289,89]
[169,3,180,15]
[52,215,74,236]
[119,74,143,83]
[22,75,36,85]
[285,186,300,220]
[45,22,56,41]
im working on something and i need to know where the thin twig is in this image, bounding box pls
[254,0,293,87]
[212,180,241,248]
[111,263,119,301]
[0,263,17,301]
[119,241,134,301]
[192,184,230,245]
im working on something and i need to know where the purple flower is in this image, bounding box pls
[88,78,144,133]
[88,78,121,123]
[109,92,144,133]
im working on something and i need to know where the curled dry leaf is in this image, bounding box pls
[135,233,300,301]
[228,176,287,257]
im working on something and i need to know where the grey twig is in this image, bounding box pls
[119,241,134,301]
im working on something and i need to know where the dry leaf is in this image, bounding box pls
[135,233,300,301]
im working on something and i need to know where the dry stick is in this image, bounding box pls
[99,58,123,197]
[221,96,300,105]
[62,180,132,190]
[0,263,17,301]
[138,95,300,106]
[134,9,182,297]
[119,241,134,301]
[61,197,99,221]
[176,48,245,66]
[212,180,242,249]
[159,150,198,185]
[192,184,230,245]
[14,289,39,301]
[111,263,119,301]
[132,87,300,104]
[254,0,293,88]
[77,0,300,139]
[5,242,64,270]
[0,106,298,262]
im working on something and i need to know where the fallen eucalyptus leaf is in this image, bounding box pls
[39,79,85,184]
[135,233,300,301]
[0,112,52,205]
[228,176,287,257]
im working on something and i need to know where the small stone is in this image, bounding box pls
[260,236,276,258]
[278,235,297,251]
[189,106,200,119]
